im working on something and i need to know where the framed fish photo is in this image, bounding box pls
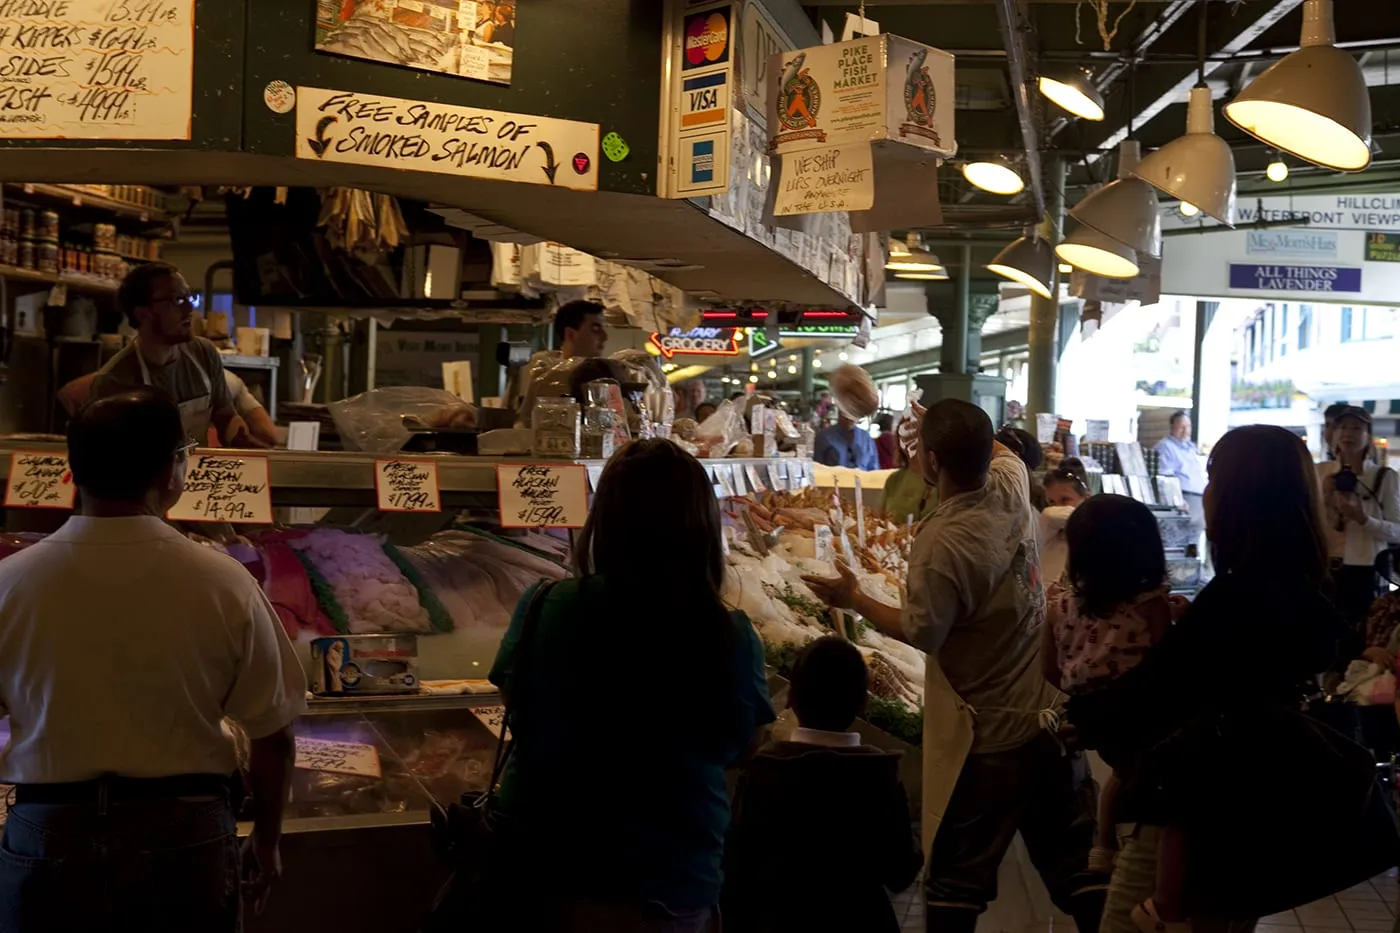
[314,0,517,86]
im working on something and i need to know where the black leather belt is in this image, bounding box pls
[13,773,230,806]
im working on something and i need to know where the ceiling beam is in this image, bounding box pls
[1081,0,1303,160]
[993,0,1046,218]
[1046,0,1196,142]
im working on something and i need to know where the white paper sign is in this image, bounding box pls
[814,523,835,562]
[167,454,272,524]
[496,463,589,529]
[1035,413,1059,445]
[294,737,382,779]
[5,451,75,510]
[1085,419,1111,443]
[0,0,196,140]
[374,459,442,513]
[746,464,767,492]
[295,86,600,192]
[470,704,510,741]
[714,463,736,497]
[774,143,874,216]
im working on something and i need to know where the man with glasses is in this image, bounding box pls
[0,388,305,930]
[90,262,263,447]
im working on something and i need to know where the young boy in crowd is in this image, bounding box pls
[723,637,922,933]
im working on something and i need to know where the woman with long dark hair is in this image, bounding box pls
[1067,426,1396,932]
[488,439,775,932]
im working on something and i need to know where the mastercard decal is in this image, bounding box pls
[682,8,730,70]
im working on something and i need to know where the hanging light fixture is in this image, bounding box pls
[1223,0,1371,172]
[1055,223,1140,280]
[1058,262,1073,274]
[885,233,945,274]
[1131,3,1236,225]
[1132,87,1237,225]
[1069,140,1162,257]
[1037,68,1106,121]
[962,157,1025,196]
[895,270,950,281]
[986,228,1056,300]
[1267,154,1289,182]
[1179,202,1201,217]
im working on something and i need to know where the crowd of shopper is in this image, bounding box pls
[13,382,1400,933]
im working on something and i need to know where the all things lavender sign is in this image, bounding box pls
[1227,264,1362,294]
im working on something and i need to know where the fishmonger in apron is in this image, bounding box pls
[135,340,214,442]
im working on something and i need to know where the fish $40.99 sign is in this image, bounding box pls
[295,87,599,192]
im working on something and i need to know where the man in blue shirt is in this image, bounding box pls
[1154,410,1207,532]
[815,412,880,470]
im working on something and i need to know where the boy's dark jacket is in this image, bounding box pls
[722,740,921,933]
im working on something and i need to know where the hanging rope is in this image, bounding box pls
[1074,0,1142,51]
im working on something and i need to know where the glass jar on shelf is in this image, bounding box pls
[532,396,580,459]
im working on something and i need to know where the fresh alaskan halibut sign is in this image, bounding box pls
[294,86,599,192]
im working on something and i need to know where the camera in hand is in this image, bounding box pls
[1335,463,1359,494]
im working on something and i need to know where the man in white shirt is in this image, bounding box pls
[805,399,1105,933]
[0,388,305,931]
[1154,410,1208,534]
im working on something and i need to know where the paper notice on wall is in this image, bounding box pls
[295,86,599,192]
[773,143,874,216]
[0,0,196,140]
[4,451,75,510]
[166,454,273,524]
[294,737,382,779]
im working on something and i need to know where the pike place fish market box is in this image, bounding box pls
[311,634,420,696]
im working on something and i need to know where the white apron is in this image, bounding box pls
[920,657,975,856]
[136,341,214,442]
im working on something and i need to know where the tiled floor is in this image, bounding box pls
[892,871,1398,933]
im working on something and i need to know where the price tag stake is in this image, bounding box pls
[5,451,75,510]
[496,464,589,529]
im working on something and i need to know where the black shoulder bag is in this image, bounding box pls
[423,581,555,931]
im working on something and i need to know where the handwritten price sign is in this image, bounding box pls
[5,452,75,510]
[470,704,511,741]
[0,0,195,141]
[166,454,272,524]
[496,463,588,529]
[294,737,382,779]
[375,459,442,513]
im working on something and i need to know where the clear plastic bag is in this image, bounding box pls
[694,400,748,458]
[329,387,476,453]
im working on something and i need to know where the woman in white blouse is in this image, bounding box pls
[1317,406,1400,650]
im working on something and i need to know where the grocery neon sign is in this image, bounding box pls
[648,326,742,359]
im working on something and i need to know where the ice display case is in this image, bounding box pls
[0,439,819,930]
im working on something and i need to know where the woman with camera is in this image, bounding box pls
[1317,406,1400,657]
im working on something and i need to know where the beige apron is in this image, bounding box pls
[136,341,214,442]
[920,657,976,855]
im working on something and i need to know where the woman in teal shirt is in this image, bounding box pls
[489,440,775,931]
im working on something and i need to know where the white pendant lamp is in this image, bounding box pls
[1038,68,1106,122]
[1223,0,1371,172]
[885,235,945,275]
[962,158,1025,196]
[1055,223,1140,280]
[1131,86,1237,225]
[987,230,1055,300]
[1069,140,1163,258]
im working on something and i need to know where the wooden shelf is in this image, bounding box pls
[3,184,169,224]
[0,264,118,294]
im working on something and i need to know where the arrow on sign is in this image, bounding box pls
[308,116,336,158]
[536,141,559,183]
